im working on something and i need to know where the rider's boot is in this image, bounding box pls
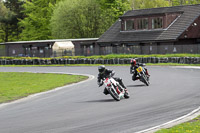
[124,88,129,99]
[118,81,129,99]
[146,69,150,77]
[119,82,128,93]
[145,70,150,81]
[132,74,140,81]
[103,88,109,95]
[119,82,129,94]
[124,88,128,94]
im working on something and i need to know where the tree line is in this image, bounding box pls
[0,0,200,43]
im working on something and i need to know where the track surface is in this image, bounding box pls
[0,66,199,133]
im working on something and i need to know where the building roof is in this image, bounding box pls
[97,4,200,43]
[53,41,74,50]
[0,38,98,45]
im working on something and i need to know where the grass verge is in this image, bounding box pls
[155,115,200,133]
[0,72,88,103]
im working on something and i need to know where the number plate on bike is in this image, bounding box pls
[105,78,109,83]
[136,67,142,72]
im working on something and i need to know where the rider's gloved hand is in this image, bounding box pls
[98,81,103,87]
[132,70,135,75]
[142,63,146,67]
[131,70,135,74]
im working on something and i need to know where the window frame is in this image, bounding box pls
[124,19,135,31]
[152,17,163,29]
[137,18,148,30]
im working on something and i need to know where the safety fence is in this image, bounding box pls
[0,57,200,65]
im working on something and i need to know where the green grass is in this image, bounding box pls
[147,63,200,66]
[156,116,200,133]
[0,72,88,103]
[81,53,200,59]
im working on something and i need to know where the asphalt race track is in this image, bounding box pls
[0,66,199,133]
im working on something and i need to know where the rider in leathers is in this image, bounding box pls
[97,65,128,95]
[130,59,150,81]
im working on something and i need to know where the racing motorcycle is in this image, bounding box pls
[136,65,150,86]
[100,77,130,101]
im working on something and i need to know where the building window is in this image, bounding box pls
[173,46,177,53]
[152,17,163,29]
[90,45,94,55]
[125,19,134,30]
[150,46,152,51]
[12,49,15,54]
[105,46,112,54]
[100,46,112,55]
[83,45,94,56]
[40,49,44,53]
[137,18,148,30]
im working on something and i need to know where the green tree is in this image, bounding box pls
[51,0,131,39]
[50,0,108,39]
[0,1,7,16]
[0,1,6,42]
[3,0,24,41]
[19,0,60,41]
[131,0,170,9]
[170,0,200,6]
[99,0,131,19]
[0,1,16,42]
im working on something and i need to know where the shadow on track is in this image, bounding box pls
[82,99,116,103]
[127,84,146,87]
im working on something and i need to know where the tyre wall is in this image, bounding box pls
[0,57,200,65]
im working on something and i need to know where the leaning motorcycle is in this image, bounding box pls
[100,77,130,101]
[136,66,150,86]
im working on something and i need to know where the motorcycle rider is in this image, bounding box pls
[97,65,128,95]
[130,59,150,81]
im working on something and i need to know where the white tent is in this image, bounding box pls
[52,41,75,57]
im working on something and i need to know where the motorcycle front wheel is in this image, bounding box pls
[107,88,120,101]
[140,74,150,86]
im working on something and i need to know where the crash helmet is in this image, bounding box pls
[98,65,106,73]
[130,59,136,66]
